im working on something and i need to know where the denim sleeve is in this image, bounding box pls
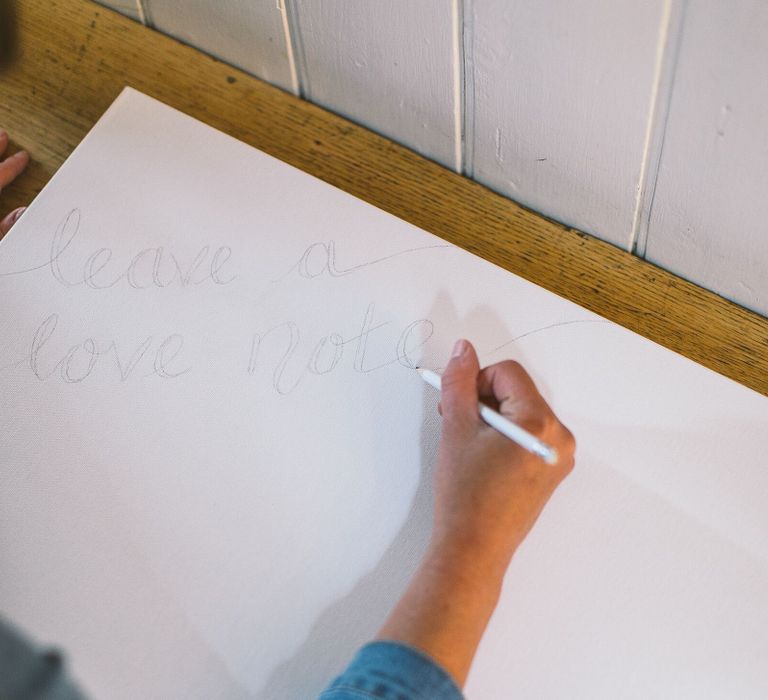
[320,640,465,700]
[0,617,86,700]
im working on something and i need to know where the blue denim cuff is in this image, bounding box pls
[320,640,464,700]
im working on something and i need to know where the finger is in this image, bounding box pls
[0,206,26,236]
[0,149,29,189]
[477,360,552,424]
[0,129,7,158]
[439,339,481,426]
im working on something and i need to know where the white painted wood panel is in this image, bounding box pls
[469,0,669,249]
[645,0,768,317]
[144,0,295,93]
[290,0,458,170]
[93,0,141,22]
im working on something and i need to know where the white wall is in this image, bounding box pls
[468,0,668,249]
[289,1,459,170]
[94,0,768,318]
[644,0,768,315]
[140,0,294,91]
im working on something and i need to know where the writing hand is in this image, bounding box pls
[0,128,29,236]
[433,338,575,573]
[377,339,575,687]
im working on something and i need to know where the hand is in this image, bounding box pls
[0,128,29,236]
[377,339,575,687]
[433,339,576,576]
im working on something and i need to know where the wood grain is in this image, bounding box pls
[1,0,766,396]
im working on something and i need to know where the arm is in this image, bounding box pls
[378,339,575,684]
[324,339,575,697]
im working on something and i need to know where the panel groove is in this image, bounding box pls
[631,0,689,257]
[281,0,307,98]
[136,0,150,26]
[459,0,475,177]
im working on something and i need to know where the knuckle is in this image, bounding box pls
[559,425,576,452]
[556,426,577,473]
[516,413,549,437]
[497,359,523,377]
[497,359,520,371]
[518,413,575,448]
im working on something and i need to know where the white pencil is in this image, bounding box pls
[417,367,559,466]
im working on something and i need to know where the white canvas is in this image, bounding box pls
[0,88,766,699]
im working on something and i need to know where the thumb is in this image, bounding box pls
[440,339,481,427]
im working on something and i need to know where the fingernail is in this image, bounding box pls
[11,207,26,223]
[12,150,27,159]
[451,339,468,358]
